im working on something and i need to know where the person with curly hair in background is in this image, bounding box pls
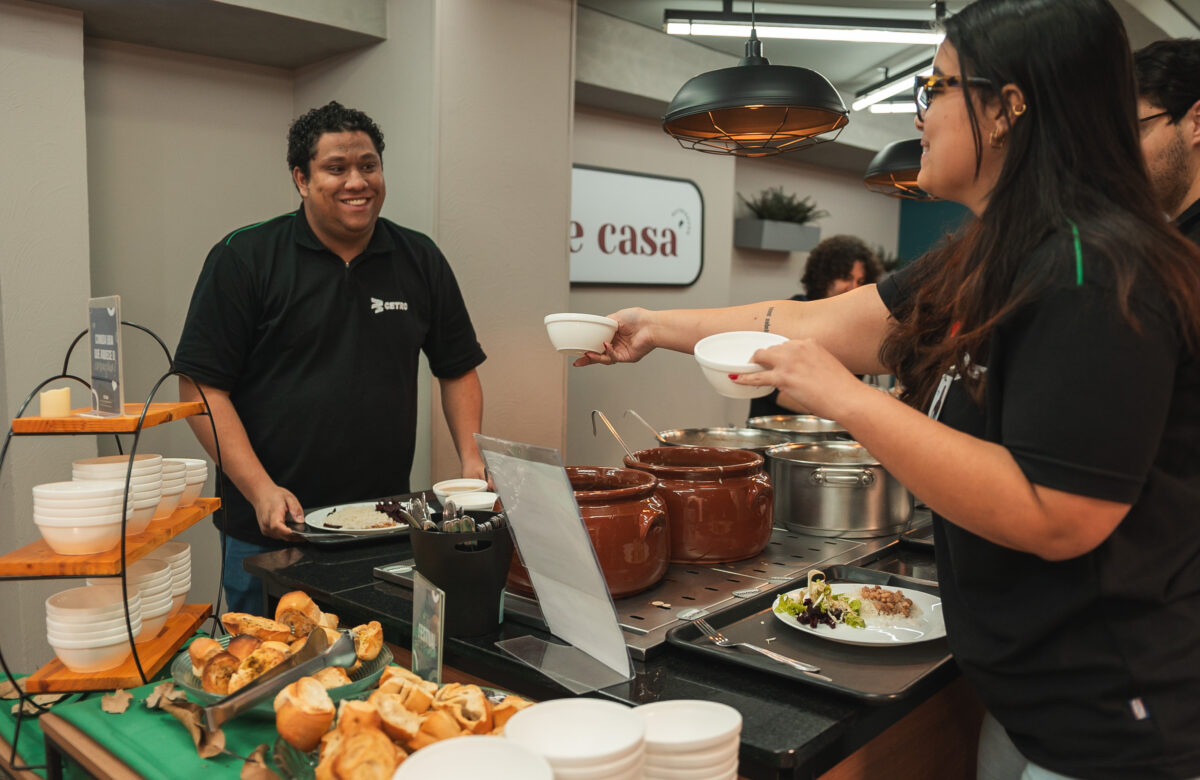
[175,101,487,613]
[749,235,882,419]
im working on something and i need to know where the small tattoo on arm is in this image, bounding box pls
[764,306,775,333]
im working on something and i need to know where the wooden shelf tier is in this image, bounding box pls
[24,603,211,693]
[11,402,206,435]
[0,498,220,579]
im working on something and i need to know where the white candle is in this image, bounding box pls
[39,387,71,418]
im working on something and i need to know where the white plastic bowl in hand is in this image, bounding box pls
[692,331,789,399]
[432,478,488,505]
[544,313,618,355]
[446,491,499,512]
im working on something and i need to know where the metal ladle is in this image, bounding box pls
[624,409,670,445]
[591,409,634,459]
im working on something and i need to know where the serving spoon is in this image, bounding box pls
[591,409,634,459]
[624,408,670,445]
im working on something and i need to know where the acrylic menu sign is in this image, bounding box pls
[569,164,704,286]
[87,296,124,416]
[411,572,445,684]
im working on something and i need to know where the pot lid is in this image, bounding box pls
[765,440,879,466]
[658,427,790,450]
[747,414,846,434]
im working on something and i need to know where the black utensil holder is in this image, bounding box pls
[408,510,514,638]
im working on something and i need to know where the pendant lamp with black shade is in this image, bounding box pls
[864,139,937,200]
[663,22,848,157]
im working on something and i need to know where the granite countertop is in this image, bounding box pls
[243,530,955,780]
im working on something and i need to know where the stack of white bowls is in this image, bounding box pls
[73,454,163,534]
[45,584,141,673]
[505,699,646,780]
[393,736,552,780]
[88,558,173,642]
[172,458,209,508]
[634,701,743,780]
[32,480,130,555]
[145,541,191,617]
[154,459,188,520]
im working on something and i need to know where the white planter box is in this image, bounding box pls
[734,219,821,253]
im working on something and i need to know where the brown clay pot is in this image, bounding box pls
[507,466,669,599]
[622,447,773,564]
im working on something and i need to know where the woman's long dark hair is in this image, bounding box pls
[880,0,1200,410]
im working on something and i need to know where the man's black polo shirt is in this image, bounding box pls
[175,207,486,546]
[1177,197,1200,247]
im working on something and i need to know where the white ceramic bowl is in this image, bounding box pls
[645,742,738,770]
[505,699,645,768]
[46,613,141,637]
[552,748,643,780]
[692,331,789,399]
[169,577,192,595]
[635,699,742,754]
[125,505,156,534]
[544,313,619,355]
[643,759,738,780]
[33,480,127,500]
[46,585,139,619]
[168,592,186,617]
[33,503,131,519]
[72,472,162,489]
[47,617,142,645]
[71,463,161,479]
[150,541,190,563]
[136,612,169,643]
[432,478,488,505]
[444,491,499,512]
[33,494,132,510]
[73,453,162,470]
[139,593,174,617]
[161,477,187,491]
[392,736,553,780]
[48,638,132,673]
[33,520,122,555]
[34,510,127,527]
[151,492,182,520]
[176,482,204,508]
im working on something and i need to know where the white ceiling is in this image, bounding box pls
[579,0,1200,137]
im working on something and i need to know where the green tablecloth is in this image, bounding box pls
[0,677,87,780]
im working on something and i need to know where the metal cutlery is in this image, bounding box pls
[692,618,831,680]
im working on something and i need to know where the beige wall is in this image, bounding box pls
[566,107,900,467]
[0,0,97,677]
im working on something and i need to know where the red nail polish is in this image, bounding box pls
[728,373,739,380]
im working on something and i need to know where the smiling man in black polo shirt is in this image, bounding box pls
[175,101,487,613]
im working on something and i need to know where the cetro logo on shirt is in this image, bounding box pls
[370,297,408,314]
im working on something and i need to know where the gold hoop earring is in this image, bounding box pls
[1013,104,1027,116]
[989,126,1007,148]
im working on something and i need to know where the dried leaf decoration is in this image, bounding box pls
[0,678,26,699]
[101,689,133,714]
[10,694,66,717]
[145,687,226,759]
[145,681,187,709]
[241,744,281,780]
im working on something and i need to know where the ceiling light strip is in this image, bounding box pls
[668,21,943,45]
[851,58,934,112]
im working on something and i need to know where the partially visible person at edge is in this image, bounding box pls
[749,235,881,420]
[1134,38,1200,245]
[175,101,486,614]
[575,1,1200,777]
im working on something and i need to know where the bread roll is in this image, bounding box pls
[491,695,534,730]
[318,729,344,763]
[221,612,293,642]
[261,640,292,655]
[187,637,223,678]
[227,645,288,693]
[405,709,464,752]
[320,626,342,646]
[274,677,336,752]
[368,691,422,743]
[275,590,322,638]
[377,665,424,691]
[226,634,262,662]
[432,683,493,734]
[330,728,403,780]
[351,621,383,661]
[200,651,239,695]
[336,699,382,734]
[318,611,339,630]
[311,666,353,690]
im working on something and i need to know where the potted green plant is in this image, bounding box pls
[734,187,827,252]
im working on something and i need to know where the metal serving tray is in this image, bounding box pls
[665,565,951,702]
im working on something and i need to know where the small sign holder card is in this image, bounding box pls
[476,434,634,694]
[411,572,445,684]
[87,295,125,416]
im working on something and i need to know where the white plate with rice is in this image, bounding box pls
[304,502,407,536]
[772,582,945,646]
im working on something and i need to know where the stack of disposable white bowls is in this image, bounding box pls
[45,584,142,673]
[88,558,173,642]
[32,480,130,555]
[145,541,191,617]
[504,699,646,780]
[73,454,163,534]
[154,458,187,520]
[393,736,553,780]
[634,700,743,780]
[172,458,209,508]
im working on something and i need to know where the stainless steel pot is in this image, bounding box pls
[657,427,791,454]
[746,415,850,442]
[765,441,912,538]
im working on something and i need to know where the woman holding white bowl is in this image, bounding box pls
[576,1,1200,777]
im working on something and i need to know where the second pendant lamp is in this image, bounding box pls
[663,29,849,157]
[863,139,937,200]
